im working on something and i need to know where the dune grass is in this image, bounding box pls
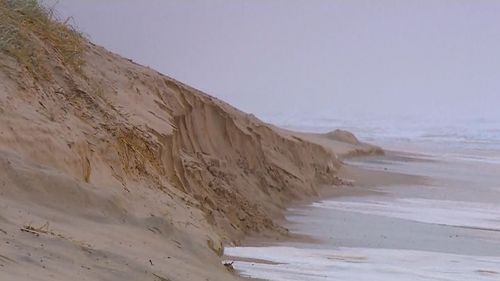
[0,0,84,79]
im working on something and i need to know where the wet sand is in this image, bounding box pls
[225,152,500,280]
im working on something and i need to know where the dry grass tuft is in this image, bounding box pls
[0,0,84,80]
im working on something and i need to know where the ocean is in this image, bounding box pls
[264,114,500,163]
[225,115,500,281]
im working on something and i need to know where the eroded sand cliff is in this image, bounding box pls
[0,3,381,280]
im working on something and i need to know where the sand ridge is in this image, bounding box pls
[0,9,381,281]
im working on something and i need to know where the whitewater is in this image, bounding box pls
[226,114,500,281]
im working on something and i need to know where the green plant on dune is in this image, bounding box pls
[0,0,84,79]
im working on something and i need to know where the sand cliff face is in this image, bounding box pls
[0,3,382,280]
[1,39,343,237]
[0,26,349,281]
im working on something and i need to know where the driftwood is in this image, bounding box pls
[152,273,171,281]
[20,222,52,237]
[222,260,235,272]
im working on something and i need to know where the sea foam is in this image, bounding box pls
[225,246,500,281]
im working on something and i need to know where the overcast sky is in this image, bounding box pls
[52,0,500,121]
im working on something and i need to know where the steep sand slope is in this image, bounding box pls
[0,5,378,281]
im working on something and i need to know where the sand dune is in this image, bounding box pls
[0,4,380,281]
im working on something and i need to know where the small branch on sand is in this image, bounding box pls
[20,226,40,236]
[222,260,235,272]
[20,222,54,237]
[152,273,171,281]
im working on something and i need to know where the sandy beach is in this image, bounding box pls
[2,2,500,281]
[0,3,383,280]
[226,151,500,280]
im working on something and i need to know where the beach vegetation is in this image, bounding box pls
[0,0,84,80]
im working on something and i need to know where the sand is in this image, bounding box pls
[0,9,387,281]
[225,153,500,280]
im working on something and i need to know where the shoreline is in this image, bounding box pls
[227,149,428,249]
[0,12,395,279]
[224,149,500,280]
[4,5,498,280]
[222,129,395,249]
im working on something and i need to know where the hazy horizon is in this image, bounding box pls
[51,0,500,122]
